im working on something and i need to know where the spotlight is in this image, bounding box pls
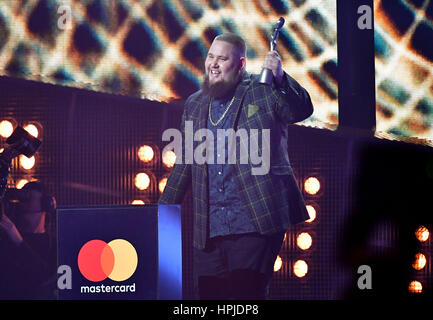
[0,120,14,138]
[19,155,35,170]
[162,149,176,168]
[131,200,145,205]
[5,126,42,158]
[274,255,283,272]
[158,177,168,193]
[293,260,308,278]
[408,280,423,293]
[134,172,150,190]
[415,226,430,242]
[304,177,320,195]
[305,204,317,223]
[296,232,313,250]
[412,253,427,270]
[23,123,39,138]
[138,145,154,163]
[16,179,29,189]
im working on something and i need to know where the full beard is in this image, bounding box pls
[201,71,243,99]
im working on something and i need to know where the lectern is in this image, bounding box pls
[57,204,182,300]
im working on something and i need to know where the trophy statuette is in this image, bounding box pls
[259,17,285,85]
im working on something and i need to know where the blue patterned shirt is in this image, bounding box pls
[206,93,257,238]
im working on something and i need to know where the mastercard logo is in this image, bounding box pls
[78,239,138,282]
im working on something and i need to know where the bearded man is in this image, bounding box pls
[159,32,314,299]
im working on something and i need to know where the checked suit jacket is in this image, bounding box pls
[159,71,314,249]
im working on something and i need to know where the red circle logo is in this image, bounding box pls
[77,239,138,282]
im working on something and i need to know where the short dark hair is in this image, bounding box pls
[214,33,246,57]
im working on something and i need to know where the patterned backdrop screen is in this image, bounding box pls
[0,0,432,140]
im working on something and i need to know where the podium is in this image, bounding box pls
[57,204,182,300]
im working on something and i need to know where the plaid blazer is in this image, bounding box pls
[159,72,314,249]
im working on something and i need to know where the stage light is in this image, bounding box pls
[16,179,29,189]
[131,200,145,205]
[293,260,308,278]
[304,177,320,195]
[19,155,35,170]
[134,172,150,190]
[408,280,423,293]
[305,205,317,223]
[412,253,427,270]
[162,150,176,168]
[138,145,154,163]
[0,120,14,138]
[297,232,313,250]
[415,226,430,242]
[158,177,168,193]
[23,123,39,138]
[274,255,283,272]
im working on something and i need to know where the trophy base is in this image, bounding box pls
[258,68,274,85]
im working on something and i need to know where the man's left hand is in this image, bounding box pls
[262,50,284,86]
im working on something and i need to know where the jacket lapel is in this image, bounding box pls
[197,94,210,130]
[194,93,210,177]
[227,73,252,130]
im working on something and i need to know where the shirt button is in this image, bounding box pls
[218,171,222,175]
[218,188,223,192]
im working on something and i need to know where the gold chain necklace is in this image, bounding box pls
[208,97,235,126]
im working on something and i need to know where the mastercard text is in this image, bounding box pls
[57,265,137,296]
[80,283,136,294]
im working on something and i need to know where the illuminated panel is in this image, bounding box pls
[0,1,431,138]
[374,0,433,139]
[0,0,337,128]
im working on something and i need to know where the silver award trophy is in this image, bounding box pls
[259,17,285,85]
